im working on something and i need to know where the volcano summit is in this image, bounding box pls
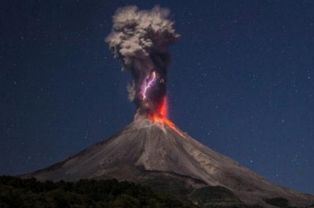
[27,6,314,208]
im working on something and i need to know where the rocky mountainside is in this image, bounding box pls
[27,118,314,207]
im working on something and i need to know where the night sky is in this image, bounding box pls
[1,0,314,194]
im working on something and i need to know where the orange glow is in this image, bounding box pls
[149,97,184,137]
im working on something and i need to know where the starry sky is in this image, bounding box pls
[1,0,314,194]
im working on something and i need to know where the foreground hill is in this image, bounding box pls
[0,176,196,208]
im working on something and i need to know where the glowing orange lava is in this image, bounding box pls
[149,97,184,137]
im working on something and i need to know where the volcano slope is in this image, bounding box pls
[27,118,314,207]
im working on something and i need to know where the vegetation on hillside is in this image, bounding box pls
[0,176,195,208]
[1,176,303,208]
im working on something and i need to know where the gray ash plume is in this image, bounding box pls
[106,6,179,117]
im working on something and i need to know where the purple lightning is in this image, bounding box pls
[141,71,157,100]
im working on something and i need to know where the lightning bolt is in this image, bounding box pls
[142,71,157,100]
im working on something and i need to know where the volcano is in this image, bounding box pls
[27,114,314,207]
[25,6,314,208]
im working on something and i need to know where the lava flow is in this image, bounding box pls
[149,97,184,137]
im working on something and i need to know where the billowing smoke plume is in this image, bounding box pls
[106,6,179,117]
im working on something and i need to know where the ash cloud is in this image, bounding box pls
[106,6,179,116]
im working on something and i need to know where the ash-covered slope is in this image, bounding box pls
[28,118,314,207]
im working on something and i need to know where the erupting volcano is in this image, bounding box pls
[26,6,314,208]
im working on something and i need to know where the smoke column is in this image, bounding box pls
[106,6,179,118]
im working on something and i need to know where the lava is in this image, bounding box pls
[140,71,183,137]
[149,97,185,137]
